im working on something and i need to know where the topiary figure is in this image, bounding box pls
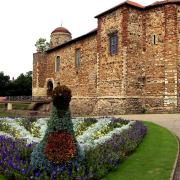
[30,84,84,174]
[52,84,72,111]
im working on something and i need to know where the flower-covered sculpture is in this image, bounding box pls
[30,84,83,173]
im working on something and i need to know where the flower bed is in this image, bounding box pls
[0,117,147,179]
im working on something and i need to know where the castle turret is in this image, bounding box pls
[50,26,72,47]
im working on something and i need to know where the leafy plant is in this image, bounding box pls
[0,121,21,138]
[75,118,97,137]
[35,38,50,53]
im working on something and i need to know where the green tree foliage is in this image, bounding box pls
[35,38,50,53]
[0,72,10,95]
[0,71,32,96]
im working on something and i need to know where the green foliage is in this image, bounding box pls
[0,175,6,180]
[75,119,97,137]
[18,118,41,138]
[11,71,32,96]
[0,111,20,117]
[0,71,32,96]
[47,107,74,133]
[0,121,21,138]
[92,122,124,140]
[13,103,30,110]
[0,72,10,95]
[35,38,50,53]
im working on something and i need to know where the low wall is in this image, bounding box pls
[2,96,178,117]
[70,96,179,116]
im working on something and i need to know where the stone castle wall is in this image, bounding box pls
[33,3,180,116]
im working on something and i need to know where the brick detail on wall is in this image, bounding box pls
[164,4,178,109]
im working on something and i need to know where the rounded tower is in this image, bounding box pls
[50,26,72,47]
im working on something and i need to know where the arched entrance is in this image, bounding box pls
[47,80,53,96]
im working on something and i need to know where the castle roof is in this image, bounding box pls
[146,0,180,8]
[51,27,71,35]
[95,0,180,18]
[95,1,144,18]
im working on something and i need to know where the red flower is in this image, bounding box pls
[44,132,76,164]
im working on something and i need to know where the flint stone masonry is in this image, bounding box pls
[33,1,180,116]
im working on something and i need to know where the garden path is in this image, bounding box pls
[117,114,180,138]
[117,114,180,180]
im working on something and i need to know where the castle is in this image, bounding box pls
[33,0,180,115]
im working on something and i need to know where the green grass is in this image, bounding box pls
[0,175,6,180]
[0,111,19,117]
[13,103,30,110]
[0,104,6,109]
[103,121,178,180]
[0,103,29,111]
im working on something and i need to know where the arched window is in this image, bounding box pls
[55,56,60,72]
[109,32,118,55]
[75,49,81,69]
[47,80,53,96]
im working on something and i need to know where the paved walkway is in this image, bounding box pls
[117,114,180,180]
[117,114,180,138]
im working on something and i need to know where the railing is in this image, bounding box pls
[1,96,51,102]
[6,96,32,101]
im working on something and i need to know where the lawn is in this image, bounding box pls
[103,121,178,180]
[0,175,6,180]
[0,111,22,118]
[0,103,30,118]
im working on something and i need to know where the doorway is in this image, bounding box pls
[47,80,53,96]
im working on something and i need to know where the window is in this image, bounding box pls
[75,48,81,69]
[109,33,118,55]
[55,56,60,72]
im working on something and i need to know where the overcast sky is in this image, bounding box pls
[0,0,158,79]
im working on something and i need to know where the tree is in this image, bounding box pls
[35,38,50,52]
[0,71,32,96]
[0,72,10,96]
[13,71,32,96]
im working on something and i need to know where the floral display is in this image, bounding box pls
[44,132,77,164]
[0,117,147,179]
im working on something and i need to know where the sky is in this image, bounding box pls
[0,0,159,79]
